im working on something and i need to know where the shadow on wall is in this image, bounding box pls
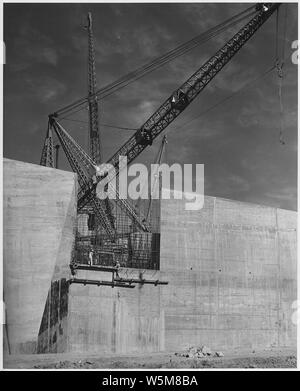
[37,279,69,353]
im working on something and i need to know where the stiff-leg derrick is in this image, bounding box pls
[50,119,149,239]
[40,122,55,168]
[50,119,116,241]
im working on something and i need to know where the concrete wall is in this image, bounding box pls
[41,194,296,354]
[67,269,164,354]
[37,268,165,354]
[3,159,296,354]
[3,159,77,354]
[37,278,70,354]
[160,196,297,350]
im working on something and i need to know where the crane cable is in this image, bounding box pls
[134,135,168,221]
[57,9,289,147]
[163,64,277,137]
[59,12,255,118]
[60,116,138,131]
[61,63,282,141]
[276,5,288,145]
[113,55,290,140]
[53,5,256,118]
[145,135,168,221]
[60,61,287,149]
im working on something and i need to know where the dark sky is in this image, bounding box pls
[3,2,298,210]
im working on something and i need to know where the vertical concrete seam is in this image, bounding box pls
[57,279,61,352]
[275,208,281,347]
[213,197,220,328]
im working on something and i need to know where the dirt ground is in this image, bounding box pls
[3,347,297,369]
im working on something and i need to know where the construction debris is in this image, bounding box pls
[34,359,95,369]
[175,346,223,359]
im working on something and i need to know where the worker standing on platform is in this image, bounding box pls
[88,249,94,266]
[115,260,120,278]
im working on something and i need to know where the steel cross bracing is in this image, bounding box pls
[87,12,102,165]
[50,119,150,237]
[77,3,280,210]
[109,185,151,232]
[40,123,55,168]
[50,119,116,240]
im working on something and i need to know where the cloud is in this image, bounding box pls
[212,173,250,196]
[264,187,297,204]
[42,47,58,66]
[9,23,58,71]
[24,75,66,103]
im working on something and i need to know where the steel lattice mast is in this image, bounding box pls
[40,122,55,168]
[86,12,116,233]
[87,12,102,165]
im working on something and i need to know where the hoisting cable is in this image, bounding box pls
[275,6,280,63]
[95,11,255,99]
[164,64,277,136]
[60,116,138,131]
[277,63,285,145]
[145,135,168,221]
[281,4,288,60]
[134,135,168,222]
[275,5,288,145]
[100,124,138,131]
[60,63,287,146]
[52,5,256,118]
[61,64,282,141]
[56,12,256,118]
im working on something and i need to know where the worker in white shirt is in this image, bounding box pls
[115,260,120,278]
[88,249,94,266]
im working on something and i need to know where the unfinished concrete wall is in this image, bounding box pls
[160,195,297,351]
[3,158,296,355]
[40,194,296,354]
[37,278,70,353]
[3,159,77,354]
[37,267,164,354]
[48,195,296,354]
[66,269,164,354]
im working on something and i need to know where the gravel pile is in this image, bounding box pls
[175,346,224,359]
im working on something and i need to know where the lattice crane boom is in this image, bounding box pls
[77,3,280,210]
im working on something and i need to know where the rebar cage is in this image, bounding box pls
[73,196,161,270]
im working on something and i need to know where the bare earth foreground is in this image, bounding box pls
[4,348,296,369]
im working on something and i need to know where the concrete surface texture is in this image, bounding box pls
[67,269,165,354]
[3,160,297,356]
[41,194,296,354]
[36,267,165,354]
[160,195,297,351]
[3,159,77,354]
